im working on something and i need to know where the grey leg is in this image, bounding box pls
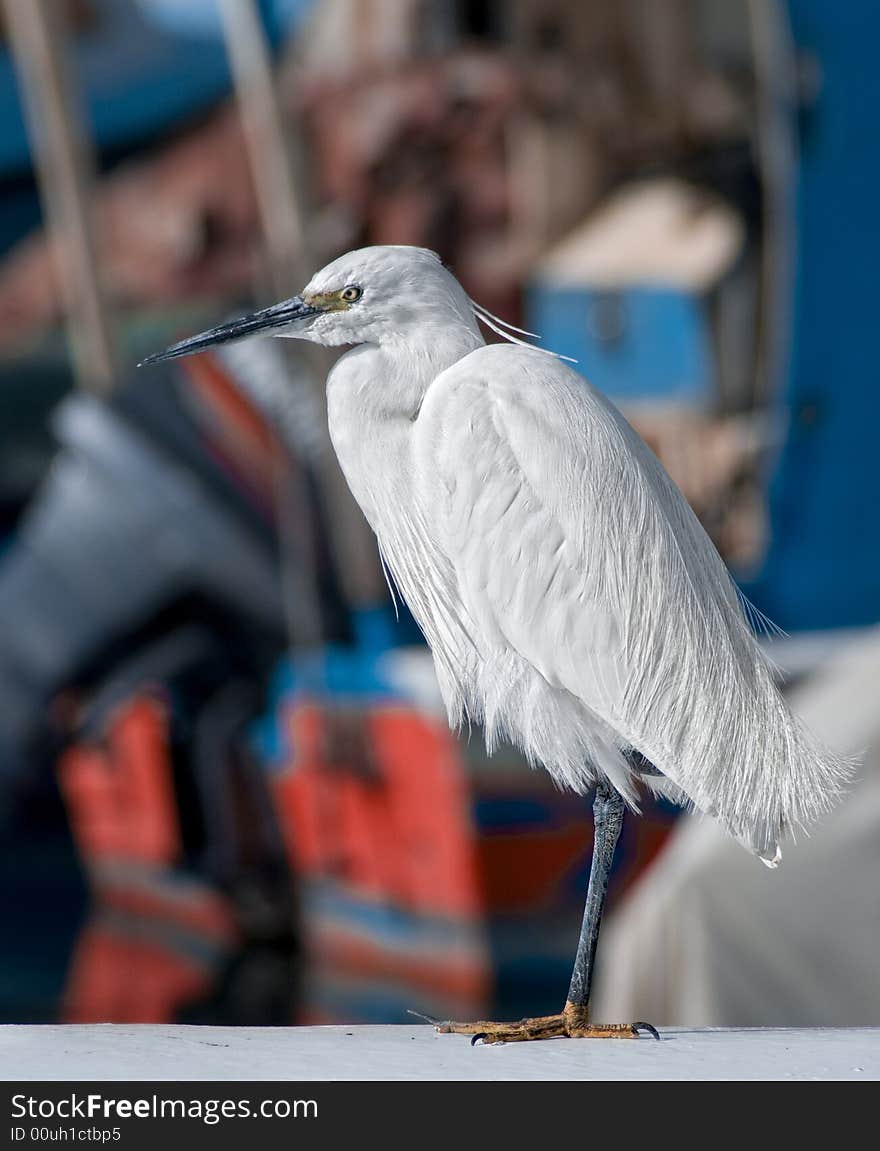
[432,776,658,1041]
[566,779,625,1010]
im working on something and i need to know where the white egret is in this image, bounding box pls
[142,245,849,1042]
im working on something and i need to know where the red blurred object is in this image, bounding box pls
[57,695,238,1023]
[58,697,182,870]
[276,704,482,917]
[62,902,231,1024]
[270,700,491,1022]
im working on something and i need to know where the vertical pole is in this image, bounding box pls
[746,0,798,408]
[4,0,115,394]
[217,0,386,615]
[217,0,310,295]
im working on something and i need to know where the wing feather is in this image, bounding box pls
[413,345,848,857]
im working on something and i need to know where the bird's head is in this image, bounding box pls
[140,245,479,365]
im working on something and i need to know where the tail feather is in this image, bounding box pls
[638,666,855,864]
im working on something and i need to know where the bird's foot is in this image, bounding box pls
[430,1002,659,1044]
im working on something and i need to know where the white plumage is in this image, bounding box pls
[318,246,848,867]
[147,244,850,868]
[412,342,846,862]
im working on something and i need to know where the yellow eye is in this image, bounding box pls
[340,286,362,303]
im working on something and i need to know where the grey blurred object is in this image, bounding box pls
[0,385,289,782]
[3,0,116,392]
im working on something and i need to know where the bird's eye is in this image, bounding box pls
[340,286,362,303]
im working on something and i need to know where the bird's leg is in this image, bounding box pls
[558,779,644,1038]
[435,780,658,1043]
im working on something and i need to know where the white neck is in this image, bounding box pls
[325,320,483,531]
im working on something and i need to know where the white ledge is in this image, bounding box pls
[1,1025,877,1081]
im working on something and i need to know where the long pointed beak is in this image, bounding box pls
[138,296,319,366]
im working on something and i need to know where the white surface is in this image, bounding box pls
[1,1025,877,1081]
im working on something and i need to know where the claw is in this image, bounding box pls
[435,1010,655,1044]
[634,1021,660,1040]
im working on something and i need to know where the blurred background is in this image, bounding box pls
[0,0,877,1033]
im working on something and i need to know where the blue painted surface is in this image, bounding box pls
[527,284,714,406]
[472,797,563,830]
[0,5,226,177]
[302,880,482,949]
[251,607,410,770]
[530,4,880,631]
[744,1,880,630]
[136,0,309,42]
[0,0,313,253]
